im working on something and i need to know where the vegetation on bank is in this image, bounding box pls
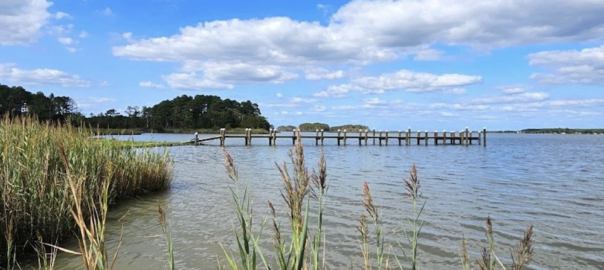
[1,83,271,132]
[521,128,604,134]
[277,123,370,132]
[0,116,173,268]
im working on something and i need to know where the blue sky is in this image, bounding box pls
[1,0,603,130]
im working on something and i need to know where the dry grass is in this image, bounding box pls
[0,115,173,268]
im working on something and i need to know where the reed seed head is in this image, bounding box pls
[362,181,378,221]
[404,164,421,199]
[511,225,534,270]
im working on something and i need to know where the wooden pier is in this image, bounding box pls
[193,128,487,147]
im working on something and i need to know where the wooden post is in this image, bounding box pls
[424,130,428,146]
[364,129,368,145]
[385,130,389,145]
[316,129,319,145]
[343,129,347,145]
[406,128,411,146]
[358,129,362,145]
[483,127,487,147]
[451,131,455,144]
[337,129,341,146]
[417,130,421,145]
[272,129,277,146]
[292,129,296,145]
[220,128,226,146]
[469,130,473,145]
[321,129,324,145]
[379,130,382,146]
[465,127,469,146]
[372,129,376,145]
[268,129,273,146]
[434,131,438,145]
[244,129,248,145]
[443,130,447,145]
[478,131,481,145]
[194,132,199,145]
[398,130,402,145]
[248,128,252,145]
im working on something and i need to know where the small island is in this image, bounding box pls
[277,122,370,132]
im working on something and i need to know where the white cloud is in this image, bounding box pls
[122,32,134,42]
[350,70,482,94]
[0,63,91,87]
[313,84,358,98]
[65,47,78,53]
[162,72,233,90]
[414,49,442,61]
[58,37,73,45]
[101,7,113,16]
[276,93,283,98]
[305,68,345,80]
[0,0,53,45]
[75,97,116,110]
[312,105,326,112]
[528,45,604,84]
[54,11,71,19]
[497,85,527,94]
[332,0,604,49]
[443,88,467,95]
[79,31,88,38]
[113,0,604,66]
[468,92,550,104]
[290,97,317,103]
[198,62,299,84]
[47,23,74,36]
[139,81,166,89]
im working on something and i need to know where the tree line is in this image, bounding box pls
[0,84,77,122]
[0,83,271,131]
[277,122,370,132]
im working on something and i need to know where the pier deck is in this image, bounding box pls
[192,128,487,147]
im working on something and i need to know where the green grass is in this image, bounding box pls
[0,116,173,269]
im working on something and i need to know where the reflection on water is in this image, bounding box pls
[51,133,604,269]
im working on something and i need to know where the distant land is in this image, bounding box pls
[520,128,604,134]
[277,123,370,132]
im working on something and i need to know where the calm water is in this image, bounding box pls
[51,133,604,269]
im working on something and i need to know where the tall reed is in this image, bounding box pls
[220,137,534,270]
[0,116,173,268]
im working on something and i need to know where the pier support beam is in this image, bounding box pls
[321,129,324,145]
[398,131,402,146]
[424,130,428,146]
[483,127,487,147]
[194,132,199,145]
[220,128,225,146]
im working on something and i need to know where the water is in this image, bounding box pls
[51,133,604,269]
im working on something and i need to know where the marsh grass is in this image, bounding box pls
[220,136,535,270]
[0,115,173,268]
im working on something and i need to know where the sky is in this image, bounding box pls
[1,0,603,131]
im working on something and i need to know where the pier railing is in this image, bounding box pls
[193,127,487,147]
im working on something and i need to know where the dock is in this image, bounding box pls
[192,128,487,146]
